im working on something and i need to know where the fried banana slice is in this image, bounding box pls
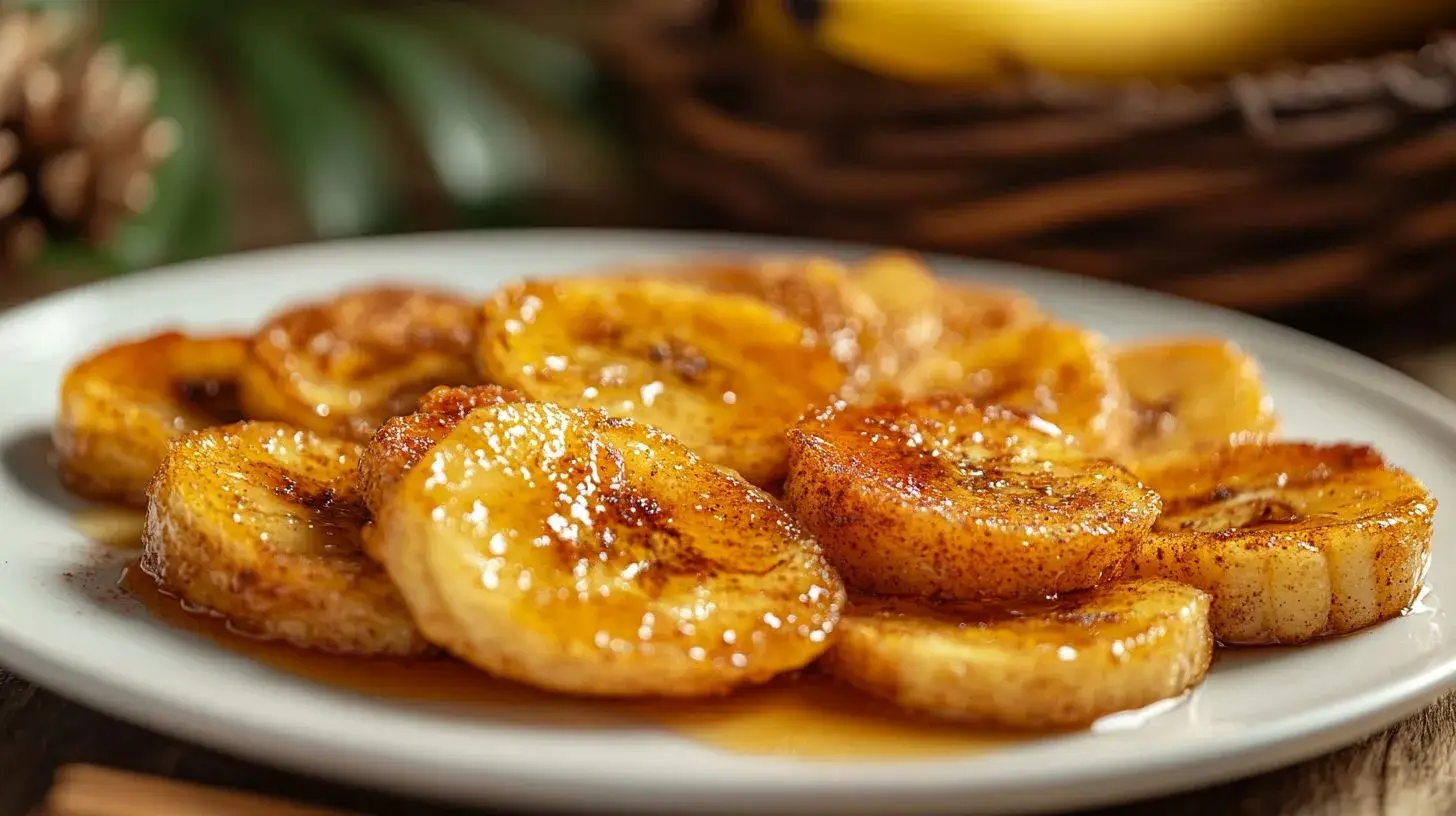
[358,384,525,517]
[371,400,845,696]
[54,331,247,506]
[852,253,1042,385]
[240,286,480,441]
[898,322,1130,453]
[937,279,1044,349]
[143,421,430,656]
[785,397,1159,600]
[825,579,1213,730]
[1127,442,1435,644]
[1114,337,1277,470]
[478,278,846,486]
[849,252,944,366]
[669,256,889,391]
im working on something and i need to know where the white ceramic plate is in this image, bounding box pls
[1,230,1453,815]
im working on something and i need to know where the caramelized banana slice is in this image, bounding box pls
[372,401,845,696]
[358,384,525,517]
[785,397,1159,599]
[937,279,1044,350]
[899,322,1130,453]
[1127,442,1435,644]
[671,256,889,390]
[850,252,944,365]
[851,253,1042,385]
[1114,337,1277,469]
[143,421,429,656]
[54,331,247,505]
[240,287,480,441]
[825,579,1213,730]
[478,278,846,486]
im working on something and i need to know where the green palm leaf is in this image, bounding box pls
[230,13,396,239]
[102,6,227,269]
[323,8,542,221]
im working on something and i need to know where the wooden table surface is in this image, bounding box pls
[5,290,1456,816]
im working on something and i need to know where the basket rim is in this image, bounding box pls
[602,0,1456,118]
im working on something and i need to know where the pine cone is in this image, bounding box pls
[0,11,175,270]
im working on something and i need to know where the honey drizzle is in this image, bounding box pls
[117,562,1017,759]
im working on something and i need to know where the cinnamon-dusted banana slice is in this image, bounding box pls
[1126,442,1435,645]
[240,286,480,441]
[899,321,1130,453]
[358,384,525,517]
[478,278,846,486]
[143,421,430,656]
[826,579,1213,730]
[54,331,248,506]
[371,400,845,696]
[1113,337,1277,470]
[785,397,1159,600]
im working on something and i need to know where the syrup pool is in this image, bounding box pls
[117,561,1021,760]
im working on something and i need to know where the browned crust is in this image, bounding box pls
[358,385,526,517]
[784,396,1159,600]
[143,421,431,657]
[239,286,482,441]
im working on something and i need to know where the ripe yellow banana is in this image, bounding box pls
[1113,337,1277,472]
[478,278,846,487]
[785,396,1159,600]
[825,579,1213,729]
[370,400,845,696]
[740,0,829,62]
[54,332,247,506]
[1126,442,1436,644]
[795,0,1456,84]
[143,421,430,656]
[358,384,524,517]
[240,286,481,442]
[899,321,1132,454]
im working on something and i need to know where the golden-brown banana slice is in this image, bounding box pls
[784,397,1160,600]
[937,279,1044,349]
[54,331,248,506]
[851,253,1042,379]
[849,252,944,365]
[669,256,889,390]
[358,384,525,517]
[898,322,1130,453]
[240,286,480,441]
[1126,442,1435,644]
[371,400,845,696]
[825,579,1213,730]
[143,421,430,656]
[478,278,846,486]
[1114,337,1277,470]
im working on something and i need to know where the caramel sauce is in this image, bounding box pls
[72,507,146,549]
[118,562,1018,759]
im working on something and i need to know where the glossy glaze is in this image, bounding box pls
[370,400,845,696]
[120,563,1011,759]
[1129,441,1436,644]
[785,397,1159,600]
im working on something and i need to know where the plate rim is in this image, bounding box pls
[1,228,1454,815]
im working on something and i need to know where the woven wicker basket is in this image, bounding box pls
[602,0,1456,337]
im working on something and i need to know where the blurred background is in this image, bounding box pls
[3,0,1456,359]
